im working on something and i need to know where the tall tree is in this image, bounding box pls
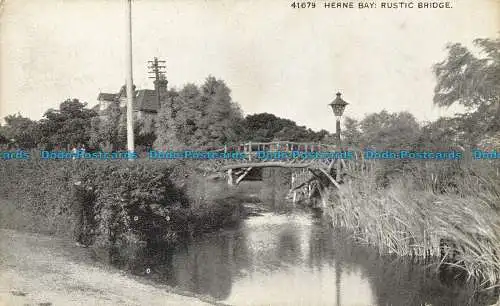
[433,37,500,141]
[197,76,243,146]
[175,84,204,146]
[155,77,243,148]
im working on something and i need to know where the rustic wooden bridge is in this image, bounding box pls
[211,141,368,207]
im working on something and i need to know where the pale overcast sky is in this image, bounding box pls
[0,0,498,132]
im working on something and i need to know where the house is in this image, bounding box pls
[96,75,168,120]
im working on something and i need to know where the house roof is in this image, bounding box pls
[135,89,160,112]
[97,93,117,101]
[91,104,100,112]
[97,87,160,113]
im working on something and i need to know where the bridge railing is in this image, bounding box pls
[151,141,367,154]
[148,142,371,164]
[212,142,369,164]
[217,141,346,153]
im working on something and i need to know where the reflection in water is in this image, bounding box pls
[336,259,342,306]
[171,232,240,300]
[225,213,375,305]
[123,207,496,306]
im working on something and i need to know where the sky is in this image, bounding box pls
[0,0,498,132]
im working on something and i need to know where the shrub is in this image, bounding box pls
[0,158,241,264]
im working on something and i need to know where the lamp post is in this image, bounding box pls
[328,92,349,181]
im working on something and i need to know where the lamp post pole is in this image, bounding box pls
[336,117,341,181]
[126,0,135,159]
[336,117,341,148]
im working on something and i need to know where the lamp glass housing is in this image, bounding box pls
[328,92,348,118]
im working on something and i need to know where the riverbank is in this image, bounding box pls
[327,160,500,289]
[0,229,227,306]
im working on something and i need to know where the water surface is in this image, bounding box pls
[126,203,496,306]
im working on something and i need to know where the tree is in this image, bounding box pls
[241,113,329,142]
[134,119,156,150]
[0,125,7,145]
[90,102,124,150]
[155,76,244,148]
[243,113,292,141]
[418,117,463,147]
[154,89,183,149]
[342,117,362,147]
[433,37,500,139]
[174,84,204,146]
[358,110,420,148]
[39,99,97,149]
[312,129,330,142]
[197,76,243,146]
[1,113,40,149]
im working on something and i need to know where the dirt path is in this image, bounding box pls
[0,229,216,306]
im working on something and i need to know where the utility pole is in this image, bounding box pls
[148,57,166,109]
[125,0,135,159]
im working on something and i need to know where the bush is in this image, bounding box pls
[0,159,76,235]
[0,159,241,264]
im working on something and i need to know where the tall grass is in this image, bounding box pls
[326,160,500,288]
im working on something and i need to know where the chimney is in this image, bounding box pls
[154,74,168,101]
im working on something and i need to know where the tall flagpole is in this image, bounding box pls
[126,0,135,158]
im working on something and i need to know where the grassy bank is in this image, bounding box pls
[326,160,500,288]
[0,159,241,263]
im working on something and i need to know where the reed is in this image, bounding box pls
[326,160,500,288]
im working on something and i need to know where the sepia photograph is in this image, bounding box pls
[0,0,499,305]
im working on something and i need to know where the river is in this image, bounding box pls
[118,197,498,306]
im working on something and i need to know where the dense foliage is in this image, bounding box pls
[39,99,98,149]
[89,102,125,150]
[0,114,40,148]
[433,37,500,144]
[341,111,421,149]
[155,76,244,149]
[239,113,329,143]
[0,159,240,259]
